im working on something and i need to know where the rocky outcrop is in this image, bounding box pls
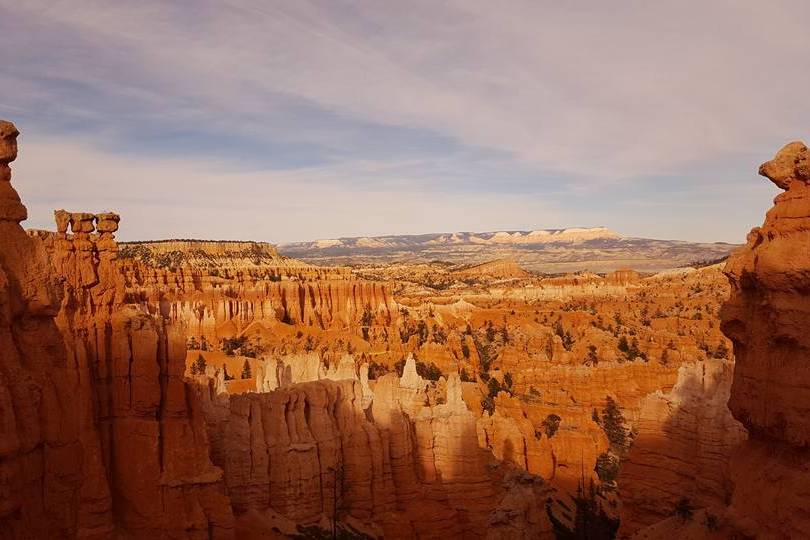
[719,140,810,538]
[0,121,25,222]
[0,122,233,539]
[119,255,395,340]
[194,366,556,539]
[617,359,745,535]
[0,121,79,538]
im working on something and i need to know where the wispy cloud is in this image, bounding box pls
[0,0,802,242]
[14,136,573,242]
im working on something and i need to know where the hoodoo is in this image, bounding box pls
[0,121,234,538]
[720,141,810,538]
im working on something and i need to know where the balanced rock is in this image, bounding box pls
[720,140,810,538]
[0,120,25,222]
[758,140,808,189]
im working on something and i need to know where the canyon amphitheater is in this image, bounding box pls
[1,119,809,539]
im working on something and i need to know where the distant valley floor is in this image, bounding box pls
[279,237,738,274]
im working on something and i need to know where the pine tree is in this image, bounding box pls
[241,359,252,379]
[602,396,627,450]
[191,354,206,375]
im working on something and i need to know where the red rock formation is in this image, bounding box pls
[191,362,556,539]
[617,359,745,535]
[720,140,810,538]
[0,121,82,538]
[0,121,25,222]
[0,122,233,539]
[118,245,395,341]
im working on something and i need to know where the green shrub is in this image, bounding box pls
[538,414,562,439]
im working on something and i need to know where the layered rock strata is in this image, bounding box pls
[120,256,395,339]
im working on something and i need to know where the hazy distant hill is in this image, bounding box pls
[279,227,738,273]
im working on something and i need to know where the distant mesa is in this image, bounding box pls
[283,227,622,251]
[281,225,738,274]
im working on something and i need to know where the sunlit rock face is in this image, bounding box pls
[719,141,810,539]
[118,239,395,343]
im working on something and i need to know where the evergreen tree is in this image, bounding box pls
[601,396,627,450]
[190,354,206,375]
[674,497,695,521]
[540,413,562,438]
[617,335,630,354]
[547,476,620,539]
[241,359,252,379]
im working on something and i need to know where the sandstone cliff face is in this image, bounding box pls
[720,141,810,538]
[120,255,394,341]
[0,122,233,539]
[193,359,556,539]
[617,359,745,535]
[0,121,80,538]
[189,357,552,538]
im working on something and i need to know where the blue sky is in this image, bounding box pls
[1,0,806,243]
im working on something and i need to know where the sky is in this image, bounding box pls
[0,0,806,244]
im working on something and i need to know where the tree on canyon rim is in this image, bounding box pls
[241,359,252,379]
[327,461,346,540]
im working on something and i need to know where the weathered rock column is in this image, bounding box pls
[720,141,810,538]
[0,120,25,223]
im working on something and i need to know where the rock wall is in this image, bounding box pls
[0,121,84,538]
[193,359,556,539]
[617,359,745,535]
[120,260,395,339]
[720,141,810,538]
[0,121,233,539]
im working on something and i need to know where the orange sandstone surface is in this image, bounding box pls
[719,141,810,539]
